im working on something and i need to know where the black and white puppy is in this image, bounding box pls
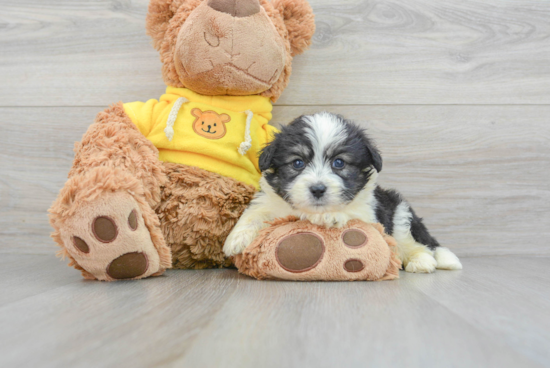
[224,112,462,273]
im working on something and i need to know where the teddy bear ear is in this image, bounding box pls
[146,0,201,50]
[272,0,316,56]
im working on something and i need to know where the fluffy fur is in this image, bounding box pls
[272,0,316,56]
[157,162,256,269]
[224,112,462,273]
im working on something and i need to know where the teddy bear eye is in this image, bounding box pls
[204,32,221,47]
[214,123,217,127]
[202,121,204,125]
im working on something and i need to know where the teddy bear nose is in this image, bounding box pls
[207,0,261,17]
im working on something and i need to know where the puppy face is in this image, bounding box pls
[260,112,382,213]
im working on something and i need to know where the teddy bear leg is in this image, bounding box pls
[156,163,256,269]
[49,103,171,280]
[49,167,172,281]
[273,229,392,277]
[235,221,402,281]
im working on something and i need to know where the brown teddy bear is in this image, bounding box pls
[48,0,315,281]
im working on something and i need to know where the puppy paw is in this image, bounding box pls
[404,252,437,273]
[224,227,258,257]
[435,247,463,270]
[59,191,166,281]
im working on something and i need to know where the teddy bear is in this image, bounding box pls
[48,0,316,281]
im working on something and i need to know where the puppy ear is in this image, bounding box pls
[367,145,383,173]
[259,139,278,172]
[272,0,315,56]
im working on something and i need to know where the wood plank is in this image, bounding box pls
[0,254,80,307]
[1,105,547,256]
[291,0,550,105]
[0,107,100,254]
[0,255,545,368]
[178,260,543,368]
[1,0,550,106]
[0,260,242,368]
[407,256,550,366]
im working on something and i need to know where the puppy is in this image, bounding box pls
[224,112,462,273]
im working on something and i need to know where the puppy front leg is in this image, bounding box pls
[223,203,272,257]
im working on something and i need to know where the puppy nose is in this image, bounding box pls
[310,184,327,199]
[207,0,261,17]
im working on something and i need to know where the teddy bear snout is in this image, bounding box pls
[174,0,286,96]
[207,0,261,18]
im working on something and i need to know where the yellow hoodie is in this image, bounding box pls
[123,87,278,189]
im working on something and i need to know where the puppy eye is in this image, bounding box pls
[332,158,345,169]
[292,159,305,169]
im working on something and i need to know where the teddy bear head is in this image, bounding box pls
[147,0,315,101]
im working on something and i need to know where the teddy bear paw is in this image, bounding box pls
[59,191,165,281]
[276,229,372,274]
[260,225,398,281]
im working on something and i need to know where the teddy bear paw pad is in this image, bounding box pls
[107,252,149,279]
[275,233,325,273]
[344,259,365,272]
[342,229,368,248]
[92,216,118,243]
[73,237,90,253]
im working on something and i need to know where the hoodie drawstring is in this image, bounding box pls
[238,110,253,155]
[164,97,188,141]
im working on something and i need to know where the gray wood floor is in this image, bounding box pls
[0,254,548,368]
[1,0,550,367]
